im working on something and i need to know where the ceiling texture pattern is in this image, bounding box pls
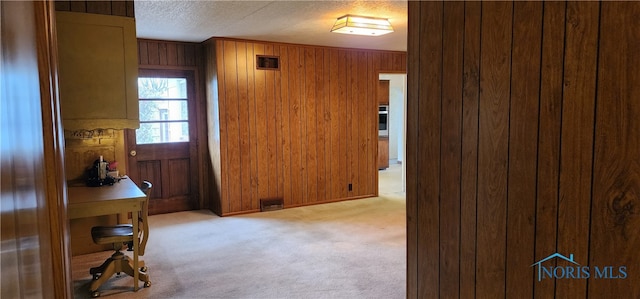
[134,0,408,51]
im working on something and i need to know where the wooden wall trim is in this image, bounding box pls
[36,1,73,297]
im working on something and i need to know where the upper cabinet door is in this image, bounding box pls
[378,79,390,105]
[56,11,139,130]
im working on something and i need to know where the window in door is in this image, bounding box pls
[136,77,189,144]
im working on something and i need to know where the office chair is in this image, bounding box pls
[88,180,152,297]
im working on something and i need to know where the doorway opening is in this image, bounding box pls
[378,73,407,196]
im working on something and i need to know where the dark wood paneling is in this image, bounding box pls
[440,2,464,298]
[416,2,442,298]
[408,1,640,298]
[589,2,640,298]
[460,2,481,298]
[555,2,599,298]
[534,2,565,298]
[207,39,406,215]
[138,39,201,68]
[55,0,134,17]
[406,3,421,298]
[476,2,512,298]
[505,2,542,298]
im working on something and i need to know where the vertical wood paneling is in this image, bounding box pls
[416,2,442,298]
[505,2,542,298]
[305,48,318,202]
[347,53,356,196]
[589,2,640,297]
[69,1,87,13]
[323,48,333,201]
[147,42,160,65]
[209,39,405,214]
[315,48,327,202]
[86,1,111,16]
[274,46,285,200]
[55,1,134,17]
[329,49,341,200]
[288,46,303,206]
[357,52,369,196]
[265,44,278,198]
[337,50,348,199]
[224,41,242,213]
[476,2,512,298]
[166,43,178,66]
[138,39,200,67]
[408,1,640,298]
[216,42,230,214]
[236,42,252,211]
[158,42,168,65]
[534,2,565,298]
[177,44,186,66]
[460,2,481,298]
[138,41,149,65]
[254,44,269,202]
[110,1,127,16]
[406,4,420,295]
[440,2,464,298]
[280,45,292,205]
[246,43,258,210]
[555,2,599,298]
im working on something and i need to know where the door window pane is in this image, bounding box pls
[138,77,187,99]
[139,100,188,121]
[136,77,189,144]
[136,121,189,144]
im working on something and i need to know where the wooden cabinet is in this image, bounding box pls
[378,80,390,104]
[56,12,139,130]
[378,137,389,170]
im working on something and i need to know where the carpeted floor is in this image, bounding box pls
[71,164,406,299]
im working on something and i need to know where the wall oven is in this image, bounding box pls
[379,105,389,137]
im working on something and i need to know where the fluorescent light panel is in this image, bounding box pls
[331,14,393,36]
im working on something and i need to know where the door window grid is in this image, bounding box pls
[137,77,189,144]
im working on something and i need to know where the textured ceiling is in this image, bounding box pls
[134,0,408,51]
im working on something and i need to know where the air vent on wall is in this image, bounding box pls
[260,198,284,212]
[256,55,280,70]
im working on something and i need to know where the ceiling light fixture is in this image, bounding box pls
[330,14,394,36]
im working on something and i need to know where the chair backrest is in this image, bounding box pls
[138,180,152,256]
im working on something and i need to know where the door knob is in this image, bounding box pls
[129,150,137,157]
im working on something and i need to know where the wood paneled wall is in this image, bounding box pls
[205,38,406,215]
[54,0,134,17]
[138,39,201,68]
[407,1,640,298]
[136,39,209,211]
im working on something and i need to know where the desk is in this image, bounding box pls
[68,178,145,291]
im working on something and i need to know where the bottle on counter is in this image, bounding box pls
[98,155,108,180]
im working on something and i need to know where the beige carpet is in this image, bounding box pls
[72,164,406,299]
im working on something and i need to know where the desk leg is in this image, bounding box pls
[132,212,139,291]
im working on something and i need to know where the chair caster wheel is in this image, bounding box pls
[91,290,100,298]
[144,281,151,288]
